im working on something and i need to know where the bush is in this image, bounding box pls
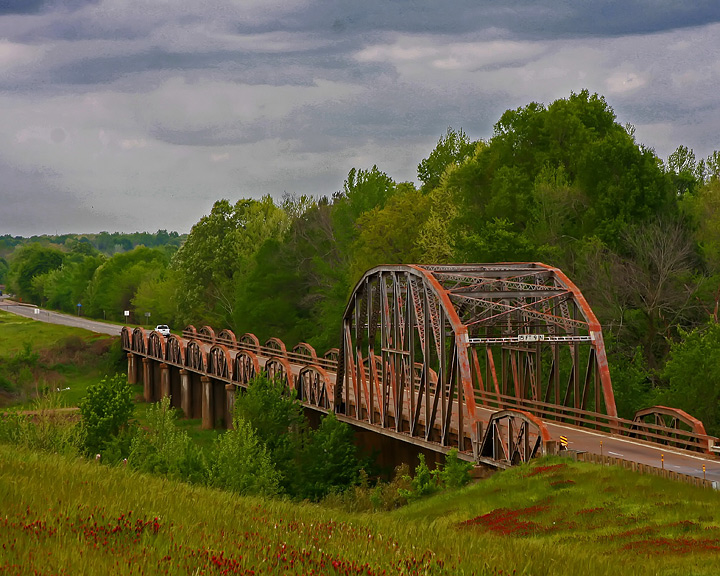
[399,454,438,502]
[79,374,134,456]
[208,417,280,497]
[234,373,304,493]
[432,448,474,489]
[296,412,361,501]
[128,397,206,483]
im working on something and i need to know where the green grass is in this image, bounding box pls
[2,446,720,575]
[0,310,120,409]
[0,311,107,359]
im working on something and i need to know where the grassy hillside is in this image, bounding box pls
[2,445,720,575]
[0,309,122,407]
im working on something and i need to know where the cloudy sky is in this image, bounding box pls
[1,1,719,236]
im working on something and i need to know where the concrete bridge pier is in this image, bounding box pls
[127,353,138,385]
[142,358,153,402]
[180,369,191,417]
[201,376,213,430]
[160,363,171,400]
[225,384,236,429]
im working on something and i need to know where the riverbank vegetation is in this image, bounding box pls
[4,90,720,433]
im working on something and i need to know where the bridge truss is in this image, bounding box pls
[121,262,717,466]
[337,263,617,455]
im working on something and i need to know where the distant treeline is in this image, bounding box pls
[4,89,720,433]
[0,230,184,260]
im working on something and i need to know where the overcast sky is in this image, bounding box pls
[1,1,719,236]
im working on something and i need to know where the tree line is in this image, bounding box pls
[5,89,720,433]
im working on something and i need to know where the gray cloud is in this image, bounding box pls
[0,2,719,235]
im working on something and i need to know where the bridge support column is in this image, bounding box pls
[225,384,236,430]
[180,369,191,417]
[201,376,213,430]
[160,363,170,399]
[127,353,137,385]
[142,358,152,402]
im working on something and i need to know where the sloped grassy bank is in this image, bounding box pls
[2,445,720,575]
[0,309,122,407]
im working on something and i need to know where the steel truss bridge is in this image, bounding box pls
[121,263,719,472]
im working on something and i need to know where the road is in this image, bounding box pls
[0,296,123,336]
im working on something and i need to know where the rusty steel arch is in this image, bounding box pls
[632,406,711,452]
[239,333,260,351]
[265,357,294,388]
[297,365,332,409]
[324,348,340,363]
[198,326,216,343]
[479,409,551,464]
[166,335,185,366]
[265,337,287,356]
[217,329,237,348]
[132,327,147,354]
[208,344,232,380]
[121,326,131,349]
[338,263,617,452]
[234,350,260,385]
[186,341,205,371]
[293,342,318,362]
[182,325,198,339]
[147,332,166,360]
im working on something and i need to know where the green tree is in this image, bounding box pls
[417,127,477,193]
[349,183,431,281]
[208,417,280,497]
[172,197,289,328]
[667,145,700,197]
[7,243,64,303]
[84,246,169,321]
[0,257,9,285]
[297,412,360,501]
[657,321,720,436]
[432,448,474,489]
[41,253,105,313]
[446,90,674,252]
[79,374,134,456]
[128,397,206,483]
[233,373,304,493]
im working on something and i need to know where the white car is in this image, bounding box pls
[155,324,171,337]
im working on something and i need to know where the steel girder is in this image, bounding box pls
[337,263,618,452]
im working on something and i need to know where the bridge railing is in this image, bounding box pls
[471,389,717,454]
[180,328,339,372]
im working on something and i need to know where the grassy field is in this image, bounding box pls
[0,309,122,407]
[3,308,720,574]
[2,445,720,575]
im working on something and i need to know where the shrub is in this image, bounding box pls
[399,454,439,502]
[208,417,280,497]
[433,448,474,489]
[79,374,134,456]
[297,412,361,501]
[128,397,206,483]
[234,373,304,493]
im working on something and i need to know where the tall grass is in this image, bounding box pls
[2,445,720,575]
